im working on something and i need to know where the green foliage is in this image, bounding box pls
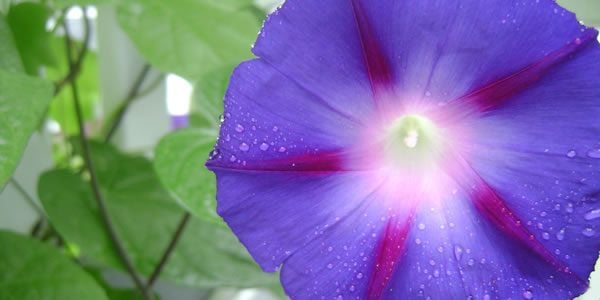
[0,15,53,189]
[115,0,260,79]
[52,0,113,7]
[189,66,233,130]
[0,230,108,300]
[0,0,282,297]
[558,0,600,25]
[154,128,219,222]
[39,142,278,288]
[7,2,57,75]
[0,15,23,72]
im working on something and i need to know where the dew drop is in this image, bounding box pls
[522,290,533,299]
[454,245,464,261]
[259,143,270,151]
[418,223,426,230]
[272,126,279,132]
[349,285,355,292]
[542,232,550,240]
[566,150,576,158]
[556,228,565,241]
[239,143,250,151]
[229,155,237,162]
[356,273,363,279]
[584,209,600,220]
[582,228,595,237]
[327,263,333,269]
[278,146,287,153]
[235,124,245,133]
[415,238,422,245]
[587,149,600,158]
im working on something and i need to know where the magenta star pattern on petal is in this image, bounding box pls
[206,0,600,299]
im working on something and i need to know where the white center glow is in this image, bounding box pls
[403,129,419,148]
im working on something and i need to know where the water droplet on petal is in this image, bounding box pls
[584,209,600,220]
[587,149,600,158]
[235,124,245,133]
[418,223,426,230]
[278,146,287,153]
[356,273,363,279]
[327,263,333,269]
[239,143,249,151]
[556,228,565,241]
[542,232,550,240]
[582,228,595,237]
[454,245,464,261]
[229,155,237,162]
[522,290,533,299]
[259,143,270,151]
[566,150,576,158]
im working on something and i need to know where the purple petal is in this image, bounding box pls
[212,171,387,272]
[279,189,414,299]
[464,39,600,285]
[437,29,597,121]
[354,0,591,105]
[207,59,364,171]
[253,0,391,119]
[382,192,587,299]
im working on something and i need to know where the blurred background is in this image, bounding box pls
[0,0,598,299]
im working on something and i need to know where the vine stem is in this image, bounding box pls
[146,212,191,288]
[104,64,152,143]
[54,6,91,97]
[9,177,44,217]
[63,9,152,300]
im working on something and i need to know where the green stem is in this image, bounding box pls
[103,64,153,143]
[63,10,152,300]
[146,212,191,288]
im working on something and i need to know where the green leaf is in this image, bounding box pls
[51,0,113,7]
[0,70,53,188]
[84,266,154,300]
[189,66,232,130]
[39,142,278,288]
[154,128,219,222]
[0,230,108,300]
[0,14,53,188]
[0,14,23,72]
[558,0,600,25]
[7,2,57,75]
[115,0,260,79]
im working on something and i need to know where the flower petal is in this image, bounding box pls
[212,170,386,272]
[382,192,587,299]
[253,0,392,117]
[279,188,414,299]
[465,40,600,284]
[353,0,589,103]
[208,59,364,171]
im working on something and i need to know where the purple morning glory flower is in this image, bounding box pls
[206,0,600,298]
